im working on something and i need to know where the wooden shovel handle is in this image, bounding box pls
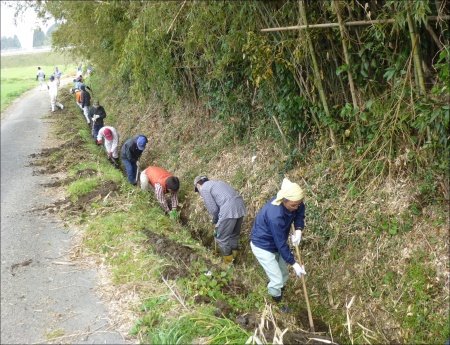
[292,224,315,332]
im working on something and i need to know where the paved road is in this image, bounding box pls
[1,86,128,344]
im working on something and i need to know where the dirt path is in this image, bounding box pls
[0,84,130,344]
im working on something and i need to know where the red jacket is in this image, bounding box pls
[144,166,173,192]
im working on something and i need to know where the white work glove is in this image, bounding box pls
[93,114,99,120]
[291,229,302,246]
[292,262,306,277]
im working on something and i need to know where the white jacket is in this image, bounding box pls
[97,126,119,151]
[48,80,58,96]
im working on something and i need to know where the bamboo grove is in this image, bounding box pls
[20,0,450,190]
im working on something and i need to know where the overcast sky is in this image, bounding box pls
[1,1,54,49]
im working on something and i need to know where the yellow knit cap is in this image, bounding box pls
[271,178,304,206]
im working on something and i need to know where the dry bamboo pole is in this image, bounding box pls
[333,0,362,145]
[272,115,289,147]
[298,0,336,146]
[262,19,396,31]
[260,16,449,32]
[166,0,187,34]
[425,24,444,50]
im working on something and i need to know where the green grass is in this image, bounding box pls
[143,312,251,344]
[1,77,37,111]
[401,251,449,344]
[67,178,100,199]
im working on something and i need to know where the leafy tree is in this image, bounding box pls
[46,23,59,36]
[33,28,45,47]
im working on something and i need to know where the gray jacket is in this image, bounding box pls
[199,181,247,226]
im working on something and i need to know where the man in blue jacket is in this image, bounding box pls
[251,178,306,307]
[120,135,148,185]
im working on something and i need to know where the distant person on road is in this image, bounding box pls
[140,166,180,219]
[36,67,46,90]
[53,67,62,87]
[86,65,93,77]
[77,62,83,77]
[47,75,63,112]
[88,100,106,142]
[120,135,148,185]
[97,126,119,167]
[80,85,91,124]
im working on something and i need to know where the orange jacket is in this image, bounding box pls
[76,90,82,103]
[144,166,173,192]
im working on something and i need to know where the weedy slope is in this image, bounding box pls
[33,78,449,344]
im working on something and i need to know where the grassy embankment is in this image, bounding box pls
[1,52,77,112]
[5,52,449,344]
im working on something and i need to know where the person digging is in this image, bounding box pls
[194,175,247,266]
[120,135,148,185]
[97,126,120,168]
[140,166,180,220]
[250,177,307,312]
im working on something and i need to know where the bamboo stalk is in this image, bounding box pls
[333,0,357,108]
[425,23,444,50]
[333,0,361,145]
[261,16,449,32]
[406,5,427,95]
[406,4,430,143]
[262,19,396,31]
[298,0,335,146]
[272,115,289,147]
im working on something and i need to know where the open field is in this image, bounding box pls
[0,50,77,69]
